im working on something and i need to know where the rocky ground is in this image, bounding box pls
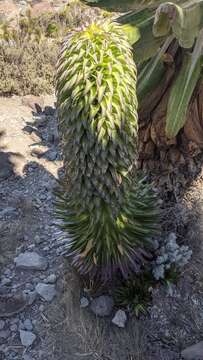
[0,95,203,360]
[0,1,203,359]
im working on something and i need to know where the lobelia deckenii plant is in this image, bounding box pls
[55,20,159,281]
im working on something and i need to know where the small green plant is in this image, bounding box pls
[114,272,155,317]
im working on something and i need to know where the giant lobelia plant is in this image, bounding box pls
[56,21,159,281]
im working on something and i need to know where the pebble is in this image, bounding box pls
[44,274,57,284]
[0,322,5,331]
[20,330,36,347]
[0,207,16,218]
[90,296,114,317]
[34,235,42,244]
[35,283,56,302]
[181,341,203,359]
[80,297,89,308]
[112,310,127,328]
[10,324,18,332]
[27,290,38,305]
[44,106,55,116]
[23,355,33,360]
[1,277,12,286]
[45,149,58,161]
[39,305,45,312]
[14,252,48,271]
[23,125,33,134]
[0,330,10,339]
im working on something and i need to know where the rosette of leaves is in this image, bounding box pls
[56,21,159,281]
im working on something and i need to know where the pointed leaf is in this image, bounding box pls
[165,30,203,138]
[153,1,203,48]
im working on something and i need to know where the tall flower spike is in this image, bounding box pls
[56,21,159,281]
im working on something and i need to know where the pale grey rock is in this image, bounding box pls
[35,283,56,302]
[20,330,36,347]
[80,297,89,308]
[181,341,203,359]
[10,324,18,332]
[112,310,127,328]
[34,235,42,244]
[0,321,5,330]
[1,277,12,286]
[0,330,10,339]
[0,207,16,218]
[14,252,48,271]
[90,296,114,317]
[44,274,57,284]
[27,290,38,305]
[23,319,33,331]
[39,305,45,312]
[23,354,33,360]
[45,149,57,161]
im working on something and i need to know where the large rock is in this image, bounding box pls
[112,310,127,328]
[20,330,36,347]
[35,283,56,302]
[14,252,48,271]
[90,296,114,317]
[181,341,203,359]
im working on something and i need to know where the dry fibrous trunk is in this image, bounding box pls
[138,73,203,192]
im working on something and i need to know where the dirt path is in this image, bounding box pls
[1,95,203,360]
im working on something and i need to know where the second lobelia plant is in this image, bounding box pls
[56,20,159,281]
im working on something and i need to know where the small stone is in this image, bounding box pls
[39,305,44,312]
[44,106,55,116]
[23,319,33,331]
[19,330,36,347]
[80,297,89,308]
[44,149,57,161]
[10,324,18,332]
[34,235,42,244]
[0,207,16,218]
[0,330,10,339]
[90,296,114,317]
[25,283,34,291]
[0,321,4,330]
[35,283,56,302]
[27,291,37,305]
[23,125,33,134]
[23,354,33,360]
[4,269,11,277]
[44,274,57,284]
[14,252,48,271]
[112,310,127,328]
[181,341,203,359]
[1,278,12,287]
